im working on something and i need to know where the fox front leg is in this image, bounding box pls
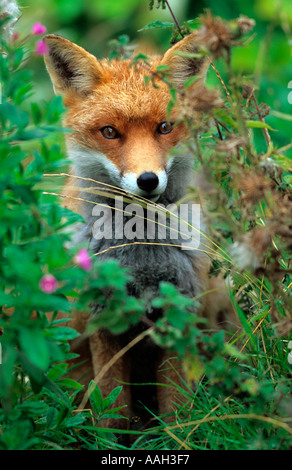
[89,329,132,429]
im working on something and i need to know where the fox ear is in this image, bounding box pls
[161,31,209,87]
[44,34,102,96]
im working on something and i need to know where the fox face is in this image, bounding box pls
[63,59,186,201]
[44,33,208,200]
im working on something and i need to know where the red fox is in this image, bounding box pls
[44,20,239,429]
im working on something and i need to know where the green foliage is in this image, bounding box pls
[138,20,174,32]
[89,381,125,423]
[0,19,142,450]
[107,34,133,61]
[150,282,203,354]
[82,260,144,335]
[0,2,291,452]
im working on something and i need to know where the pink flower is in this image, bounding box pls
[35,39,49,56]
[12,32,20,42]
[39,274,58,294]
[75,248,92,271]
[32,22,47,35]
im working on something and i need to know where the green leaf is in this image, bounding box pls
[14,128,48,141]
[138,21,174,32]
[245,120,276,130]
[19,351,46,393]
[0,101,29,128]
[57,378,84,390]
[45,407,57,429]
[228,289,257,350]
[155,64,171,72]
[269,154,292,170]
[116,34,130,46]
[46,326,80,342]
[98,412,126,421]
[25,151,46,176]
[65,414,87,427]
[282,172,292,185]
[31,102,42,125]
[44,377,71,409]
[159,282,179,297]
[47,363,68,381]
[12,48,24,68]
[0,419,38,450]
[166,307,187,329]
[45,95,66,124]
[102,386,123,410]
[184,76,199,88]
[19,401,49,416]
[19,327,50,371]
[0,346,17,392]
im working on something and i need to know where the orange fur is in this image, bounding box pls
[62,59,186,177]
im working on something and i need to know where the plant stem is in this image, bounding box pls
[251,93,271,149]
[164,0,184,38]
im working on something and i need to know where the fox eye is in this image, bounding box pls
[100,126,120,139]
[157,122,173,135]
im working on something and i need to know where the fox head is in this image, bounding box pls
[44,32,209,201]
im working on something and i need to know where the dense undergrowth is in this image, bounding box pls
[0,1,291,450]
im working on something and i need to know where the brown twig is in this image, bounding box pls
[77,326,154,411]
[251,92,271,148]
[214,119,223,140]
[208,57,232,105]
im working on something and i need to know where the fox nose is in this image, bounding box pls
[137,172,159,193]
